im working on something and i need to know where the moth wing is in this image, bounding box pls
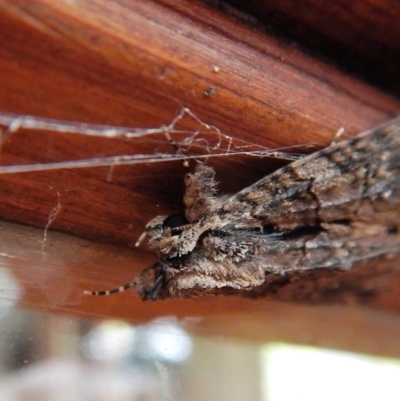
[220,118,400,230]
[163,221,400,298]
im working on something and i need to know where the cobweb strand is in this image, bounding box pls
[0,108,307,175]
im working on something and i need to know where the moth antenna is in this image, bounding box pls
[83,281,136,296]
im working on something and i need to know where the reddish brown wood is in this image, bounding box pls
[0,0,400,355]
[225,0,400,95]
[0,0,398,245]
[3,220,400,358]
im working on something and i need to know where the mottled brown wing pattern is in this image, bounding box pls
[157,220,400,299]
[219,119,400,230]
[86,118,400,301]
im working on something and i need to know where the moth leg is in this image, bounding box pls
[330,126,345,145]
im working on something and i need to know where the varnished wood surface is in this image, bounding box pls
[0,0,398,245]
[3,220,400,359]
[226,0,400,96]
[0,0,400,356]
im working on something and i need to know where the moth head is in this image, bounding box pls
[135,214,189,256]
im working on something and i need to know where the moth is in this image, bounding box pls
[86,118,400,301]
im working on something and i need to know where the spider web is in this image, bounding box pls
[0,107,307,175]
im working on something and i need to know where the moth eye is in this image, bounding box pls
[162,214,188,229]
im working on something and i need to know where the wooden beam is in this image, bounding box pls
[0,0,400,356]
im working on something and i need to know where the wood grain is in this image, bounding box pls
[3,220,400,358]
[225,0,400,96]
[0,0,399,245]
[0,0,400,355]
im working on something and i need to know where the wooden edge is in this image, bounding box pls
[2,221,400,358]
